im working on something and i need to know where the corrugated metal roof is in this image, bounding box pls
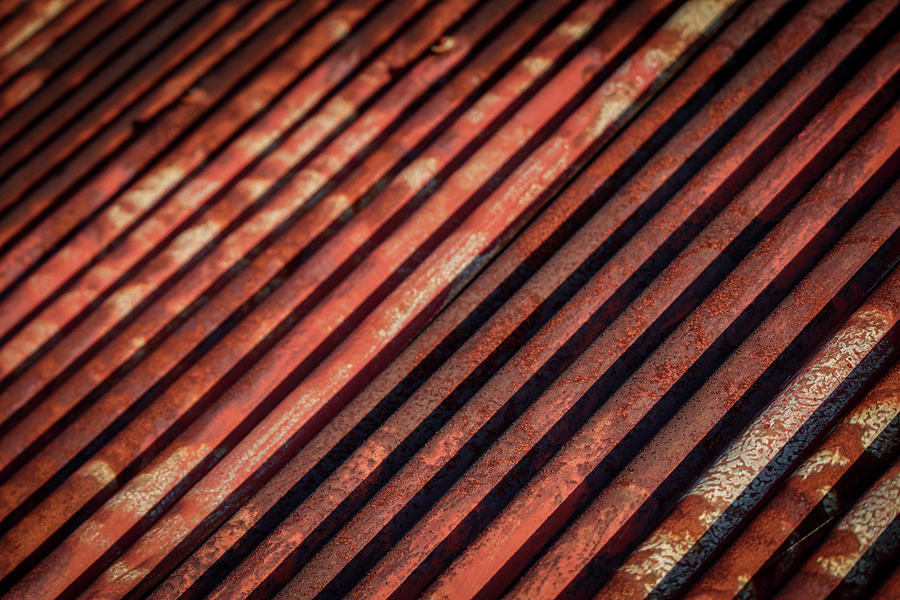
[0,0,897,598]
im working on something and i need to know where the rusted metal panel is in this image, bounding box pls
[773,457,900,599]
[685,361,900,598]
[600,264,900,598]
[0,0,897,598]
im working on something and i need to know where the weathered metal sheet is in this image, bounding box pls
[686,361,900,598]
[0,0,897,598]
[773,457,900,599]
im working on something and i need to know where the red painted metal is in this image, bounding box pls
[599,263,900,598]
[0,0,898,598]
[44,2,705,596]
[0,0,339,277]
[685,361,900,598]
[144,1,803,595]
[0,0,153,109]
[505,96,900,600]
[405,16,900,600]
[773,456,900,599]
[0,0,505,572]
[0,0,381,334]
[0,0,81,61]
[0,0,506,474]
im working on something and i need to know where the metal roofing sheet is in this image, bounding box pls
[0,0,897,598]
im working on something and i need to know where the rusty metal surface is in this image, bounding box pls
[0,0,897,598]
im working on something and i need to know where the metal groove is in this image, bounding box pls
[0,0,897,599]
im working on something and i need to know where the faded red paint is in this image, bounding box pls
[774,457,900,599]
[508,47,900,598]
[145,0,796,595]
[0,0,501,476]
[0,0,897,598]
[686,361,900,598]
[601,263,900,598]
[0,0,347,285]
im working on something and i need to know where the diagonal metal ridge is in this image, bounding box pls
[0,0,898,599]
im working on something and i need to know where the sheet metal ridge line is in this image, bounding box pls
[0,0,271,370]
[1,0,646,595]
[508,175,900,600]
[0,0,588,563]
[146,1,795,597]
[773,456,900,599]
[0,0,79,59]
[0,0,521,491]
[0,0,350,278]
[0,1,31,28]
[0,0,221,171]
[1,0,897,598]
[0,0,154,113]
[0,0,374,381]
[0,0,332,204]
[0,0,528,572]
[0,0,298,213]
[68,2,689,599]
[0,0,112,92]
[601,263,900,598]
[266,3,745,599]
[386,25,900,600]
[0,0,565,526]
[0,0,491,443]
[686,359,900,598]
[0,0,409,347]
[0,0,324,422]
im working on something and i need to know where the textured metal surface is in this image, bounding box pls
[0,0,898,598]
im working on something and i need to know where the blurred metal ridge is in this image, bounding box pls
[0,0,897,598]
